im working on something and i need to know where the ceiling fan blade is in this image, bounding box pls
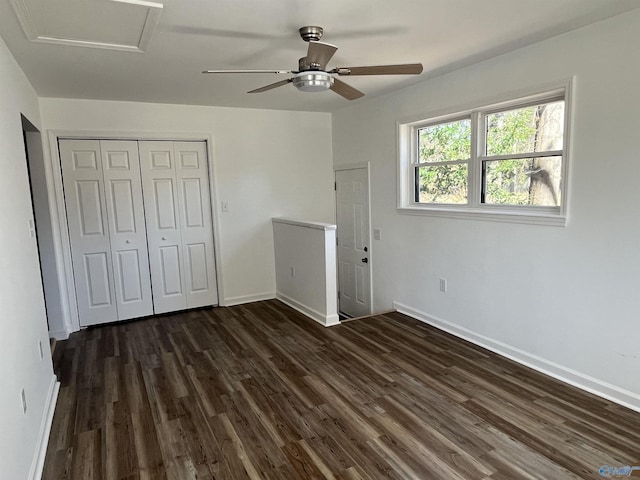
[330,78,364,100]
[248,79,293,93]
[203,69,294,74]
[332,63,423,76]
[305,41,338,70]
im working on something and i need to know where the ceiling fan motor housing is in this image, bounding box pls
[299,26,324,42]
[298,57,322,72]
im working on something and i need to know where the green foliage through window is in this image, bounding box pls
[416,118,470,204]
[484,157,562,206]
[418,119,471,163]
[417,164,468,204]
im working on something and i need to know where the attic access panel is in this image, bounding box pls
[11,0,163,52]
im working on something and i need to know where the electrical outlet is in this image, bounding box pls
[439,278,448,293]
[290,266,295,277]
[21,388,27,415]
[38,340,44,359]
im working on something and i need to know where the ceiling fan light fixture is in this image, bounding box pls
[292,72,334,92]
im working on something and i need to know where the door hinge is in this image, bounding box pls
[334,181,337,191]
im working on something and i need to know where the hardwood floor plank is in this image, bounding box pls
[174,395,219,468]
[122,362,148,414]
[281,440,327,479]
[46,385,77,452]
[218,412,263,480]
[184,362,227,417]
[375,394,495,478]
[130,408,166,480]
[220,390,290,472]
[461,399,599,478]
[42,447,73,480]
[317,404,405,480]
[154,419,199,480]
[74,383,104,434]
[141,367,185,424]
[43,300,640,479]
[104,400,138,480]
[70,429,103,480]
[305,434,355,475]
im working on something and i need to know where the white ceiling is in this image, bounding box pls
[0,0,637,113]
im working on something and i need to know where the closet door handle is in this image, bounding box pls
[162,237,167,241]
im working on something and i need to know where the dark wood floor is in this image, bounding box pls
[43,300,640,479]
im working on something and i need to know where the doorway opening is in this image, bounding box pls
[21,115,63,334]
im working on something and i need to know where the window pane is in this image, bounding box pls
[418,118,471,163]
[416,164,468,204]
[485,101,564,156]
[483,156,562,206]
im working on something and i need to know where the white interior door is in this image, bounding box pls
[336,167,371,318]
[174,142,218,308]
[139,141,218,313]
[139,141,188,314]
[100,140,153,320]
[60,139,117,326]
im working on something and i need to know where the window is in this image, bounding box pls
[416,118,470,204]
[481,100,564,207]
[398,82,571,225]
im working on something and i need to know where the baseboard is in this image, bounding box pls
[29,375,60,480]
[340,309,397,323]
[393,301,640,413]
[276,293,340,327]
[222,292,276,307]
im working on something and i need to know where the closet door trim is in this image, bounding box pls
[47,130,224,335]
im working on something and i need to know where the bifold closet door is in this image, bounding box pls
[60,139,153,326]
[60,140,117,325]
[100,140,154,320]
[139,141,218,313]
[174,142,218,308]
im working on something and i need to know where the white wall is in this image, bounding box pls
[0,36,58,479]
[332,10,640,410]
[39,98,334,333]
[273,218,339,326]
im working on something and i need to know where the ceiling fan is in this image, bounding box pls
[202,26,423,100]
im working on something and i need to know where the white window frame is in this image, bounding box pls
[397,79,573,226]
[412,116,472,205]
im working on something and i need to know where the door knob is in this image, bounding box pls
[162,237,167,241]
[125,240,131,244]
[361,258,368,263]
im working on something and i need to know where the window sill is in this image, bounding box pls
[396,206,567,226]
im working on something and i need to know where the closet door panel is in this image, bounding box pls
[159,245,183,294]
[101,141,153,320]
[83,252,112,307]
[175,142,218,307]
[139,141,188,314]
[59,139,117,326]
